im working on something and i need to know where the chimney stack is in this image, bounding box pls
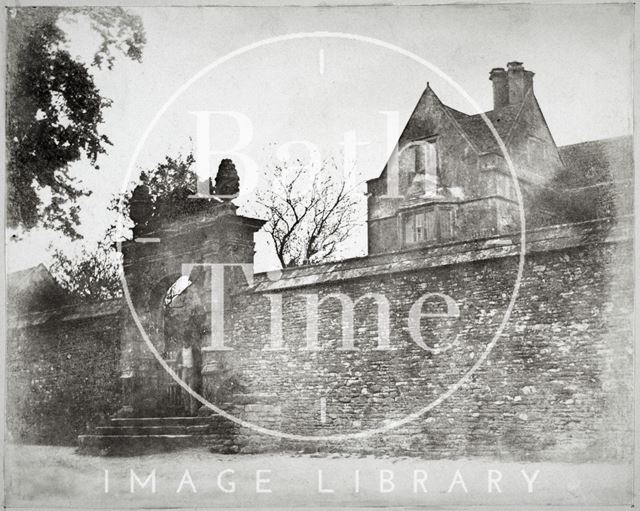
[490,62,534,109]
[489,68,508,109]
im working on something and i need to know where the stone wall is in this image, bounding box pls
[6,303,122,445]
[6,218,633,461]
[200,217,633,461]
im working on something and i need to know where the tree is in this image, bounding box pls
[255,161,361,268]
[50,153,197,300]
[533,170,615,225]
[49,241,122,301]
[106,153,200,240]
[7,7,145,238]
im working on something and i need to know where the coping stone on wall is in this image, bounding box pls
[248,216,631,294]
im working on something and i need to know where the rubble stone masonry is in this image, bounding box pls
[7,217,634,461]
[211,217,633,460]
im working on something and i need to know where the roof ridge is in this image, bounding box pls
[558,134,633,149]
[7,262,49,277]
[445,105,473,118]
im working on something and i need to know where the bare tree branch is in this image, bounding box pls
[255,160,361,268]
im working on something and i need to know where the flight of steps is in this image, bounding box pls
[77,415,237,456]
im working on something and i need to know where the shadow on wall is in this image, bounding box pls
[7,318,122,445]
[533,136,633,236]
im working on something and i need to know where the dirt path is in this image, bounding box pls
[3,444,632,509]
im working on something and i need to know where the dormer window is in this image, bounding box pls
[401,139,439,197]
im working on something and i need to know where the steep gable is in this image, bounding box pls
[396,84,479,152]
[366,61,611,256]
[368,84,479,198]
[7,264,68,313]
[503,90,564,184]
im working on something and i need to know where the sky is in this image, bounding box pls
[6,3,634,273]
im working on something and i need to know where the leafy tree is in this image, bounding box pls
[51,152,202,298]
[51,153,362,297]
[49,153,198,300]
[533,170,615,225]
[106,153,200,240]
[49,241,122,300]
[255,161,361,268]
[7,7,145,238]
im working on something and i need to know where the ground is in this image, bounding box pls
[3,444,633,509]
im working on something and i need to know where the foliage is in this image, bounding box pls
[49,241,122,301]
[49,153,199,300]
[7,7,145,238]
[255,161,360,268]
[138,153,199,202]
[534,170,615,225]
[107,153,200,240]
[48,153,200,301]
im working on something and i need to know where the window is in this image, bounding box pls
[425,210,437,240]
[421,142,439,195]
[404,214,415,244]
[401,140,439,197]
[439,209,455,240]
[404,208,440,245]
[415,212,425,241]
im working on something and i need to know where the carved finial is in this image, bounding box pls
[129,184,153,229]
[214,159,240,200]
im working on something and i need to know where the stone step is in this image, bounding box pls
[77,434,203,456]
[78,432,238,456]
[78,415,240,456]
[109,416,215,427]
[95,424,211,436]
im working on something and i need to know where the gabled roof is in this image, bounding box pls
[398,84,528,157]
[368,84,528,185]
[7,264,51,289]
[393,85,480,152]
[7,264,68,313]
[558,136,633,186]
[446,103,523,153]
